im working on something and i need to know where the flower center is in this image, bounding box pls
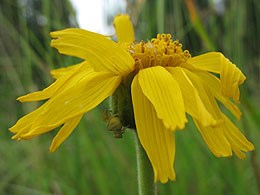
[127,34,191,71]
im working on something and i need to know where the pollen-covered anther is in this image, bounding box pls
[128,34,191,70]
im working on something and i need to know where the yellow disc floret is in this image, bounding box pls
[126,34,191,71]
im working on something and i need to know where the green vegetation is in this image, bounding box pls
[0,0,259,194]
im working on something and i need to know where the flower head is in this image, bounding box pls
[10,14,254,183]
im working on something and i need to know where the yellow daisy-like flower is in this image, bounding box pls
[10,14,254,183]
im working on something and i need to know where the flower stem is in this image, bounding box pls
[112,73,156,194]
[134,131,157,195]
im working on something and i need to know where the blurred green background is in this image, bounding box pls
[0,0,259,194]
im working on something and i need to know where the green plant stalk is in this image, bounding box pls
[241,105,260,194]
[185,0,215,51]
[134,131,157,195]
[111,74,157,195]
[156,0,165,33]
[192,19,215,51]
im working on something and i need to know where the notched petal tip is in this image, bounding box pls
[16,96,24,102]
[157,177,169,184]
[17,96,26,102]
[156,172,176,183]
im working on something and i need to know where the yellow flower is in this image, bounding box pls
[10,14,254,183]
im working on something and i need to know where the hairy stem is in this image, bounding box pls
[134,131,157,195]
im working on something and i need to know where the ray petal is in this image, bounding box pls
[182,68,223,124]
[9,104,45,136]
[138,66,187,131]
[195,71,242,119]
[17,62,93,102]
[193,119,232,157]
[49,114,83,152]
[187,52,246,102]
[11,72,121,139]
[167,67,216,126]
[113,14,135,43]
[50,28,134,75]
[132,75,176,183]
[50,63,84,79]
[222,115,254,159]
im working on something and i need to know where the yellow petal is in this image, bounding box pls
[9,104,45,136]
[138,66,187,130]
[18,62,93,102]
[50,63,83,79]
[194,119,232,157]
[50,28,134,76]
[186,52,221,72]
[12,71,121,139]
[187,52,246,102]
[167,67,216,126]
[220,59,245,102]
[194,115,254,159]
[182,68,223,124]
[195,71,242,119]
[131,75,176,183]
[113,14,135,43]
[222,115,254,159]
[49,114,83,152]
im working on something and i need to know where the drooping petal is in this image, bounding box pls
[131,75,176,183]
[11,71,121,139]
[17,62,93,102]
[50,28,135,75]
[222,115,254,159]
[220,59,245,102]
[168,66,253,159]
[194,115,254,159]
[193,119,232,157]
[113,14,135,43]
[167,67,216,126]
[49,114,83,152]
[182,68,223,124]
[138,66,187,130]
[195,71,242,119]
[186,52,246,102]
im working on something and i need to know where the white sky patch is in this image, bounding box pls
[70,0,127,34]
[70,0,106,33]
